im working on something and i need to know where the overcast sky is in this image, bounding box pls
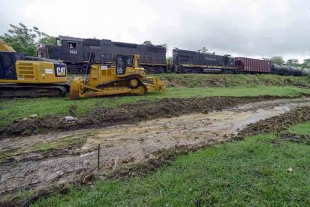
[1,0,310,62]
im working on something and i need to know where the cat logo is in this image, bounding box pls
[56,67,66,76]
[54,64,67,77]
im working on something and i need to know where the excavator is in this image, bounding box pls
[0,40,165,99]
[69,53,166,99]
[0,40,69,98]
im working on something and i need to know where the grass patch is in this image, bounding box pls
[33,131,310,206]
[1,85,310,126]
[287,121,310,135]
[0,135,87,163]
[34,135,87,152]
[0,151,17,163]
[157,73,310,88]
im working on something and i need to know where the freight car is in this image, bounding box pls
[38,36,167,74]
[235,57,273,73]
[272,64,310,76]
[172,48,236,73]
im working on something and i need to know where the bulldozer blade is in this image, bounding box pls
[69,77,84,100]
[144,77,166,93]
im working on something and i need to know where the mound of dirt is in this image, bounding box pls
[0,96,282,138]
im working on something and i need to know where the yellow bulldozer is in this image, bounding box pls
[69,53,166,99]
[0,40,69,98]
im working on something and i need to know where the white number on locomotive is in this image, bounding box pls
[70,50,77,54]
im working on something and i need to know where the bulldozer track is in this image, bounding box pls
[96,75,144,89]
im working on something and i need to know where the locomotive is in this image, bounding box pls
[38,36,167,74]
[38,36,310,76]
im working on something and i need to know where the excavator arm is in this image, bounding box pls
[0,40,15,52]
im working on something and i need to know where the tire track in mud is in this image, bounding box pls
[1,97,310,206]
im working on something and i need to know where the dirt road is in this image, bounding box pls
[1,98,310,203]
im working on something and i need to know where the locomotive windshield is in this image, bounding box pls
[56,39,62,46]
[68,42,78,49]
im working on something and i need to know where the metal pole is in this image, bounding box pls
[97,144,100,169]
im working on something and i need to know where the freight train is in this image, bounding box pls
[37,36,310,76]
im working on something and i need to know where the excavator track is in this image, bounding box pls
[0,84,68,98]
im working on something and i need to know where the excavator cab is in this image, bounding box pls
[0,51,17,80]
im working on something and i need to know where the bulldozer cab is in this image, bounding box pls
[0,52,17,80]
[116,55,137,75]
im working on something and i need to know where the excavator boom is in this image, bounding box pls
[0,40,15,52]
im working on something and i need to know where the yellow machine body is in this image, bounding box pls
[0,40,15,52]
[70,54,165,99]
[0,61,67,84]
[0,40,68,98]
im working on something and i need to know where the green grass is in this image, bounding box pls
[156,73,310,88]
[34,135,87,152]
[0,135,87,163]
[1,86,309,126]
[287,121,310,135]
[32,124,310,207]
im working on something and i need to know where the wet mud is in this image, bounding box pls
[0,96,303,138]
[1,98,310,206]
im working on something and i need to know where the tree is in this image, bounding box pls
[143,40,153,46]
[286,59,299,66]
[197,47,208,54]
[303,58,310,67]
[166,57,172,65]
[0,23,55,56]
[38,36,56,45]
[270,56,285,65]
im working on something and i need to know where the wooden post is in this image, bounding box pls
[97,144,100,169]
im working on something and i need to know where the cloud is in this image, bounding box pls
[1,0,310,61]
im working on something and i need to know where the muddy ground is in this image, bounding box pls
[0,96,302,138]
[1,98,310,206]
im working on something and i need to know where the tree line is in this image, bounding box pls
[0,23,55,56]
[263,56,310,68]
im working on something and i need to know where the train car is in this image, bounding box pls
[172,48,236,73]
[39,36,167,74]
[235,57,273,73]
[271,64,307,76]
